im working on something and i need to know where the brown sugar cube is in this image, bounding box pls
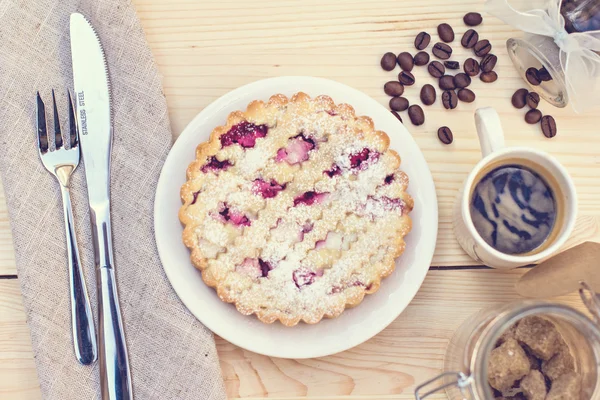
[542,343,575,381]
[497,323,518,347]
[488,338,531,392]
[515,316,561,360]
[546,372,582,400]
[520,370,547,400]
[503,386,525,398]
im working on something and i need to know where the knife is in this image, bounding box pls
[70,13,133,400]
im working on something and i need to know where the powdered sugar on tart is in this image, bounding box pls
[179,93,413,326]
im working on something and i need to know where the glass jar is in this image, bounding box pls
[506,34,569,108]
[415,283,600,400]
[505,0,600,109]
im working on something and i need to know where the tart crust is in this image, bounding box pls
[179,93,413,326]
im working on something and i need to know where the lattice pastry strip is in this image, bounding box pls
[179,93,413,326]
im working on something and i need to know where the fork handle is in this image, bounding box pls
[60,184,98,365]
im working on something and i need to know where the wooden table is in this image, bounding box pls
[2,1,599,399]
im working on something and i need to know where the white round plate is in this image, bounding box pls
[154,76,438,359]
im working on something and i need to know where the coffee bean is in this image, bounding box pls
[428,61,446,78]
[414,51,430,66]
[408,105,425,126]
[398,71,416,86]
[439,75,455,90]
[432,42,452,59]
[453,73,471,89]
[415,31,431,50]
[525,109,542,124]
[384,81,405,96]
[444,61,460,70]
[397,52,414,71]
[526,92,540,109]
[511,88,528,109]
[442,90,458,109]
[420,84,437,106]
[562,1,575,13]
[480,71,498,83]
[538,66,552,81]
[457,88,476,103]
[464,12,483,26]
[437,126,453,144]
[526,67,541,86]
[463,58,480,76]
[391,110,403,123]
[474,39,491,56]
[461,29,479,48]
[480,54,498,72]
[389,96,409,112]
[541,115,557,138]
[437,23,455,43]
[381,52,397,71]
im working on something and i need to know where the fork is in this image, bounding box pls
[36,90,97,365]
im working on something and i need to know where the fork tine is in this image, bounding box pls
[67,90,78,148]
[52,89,63,149]
[36,92,49,153]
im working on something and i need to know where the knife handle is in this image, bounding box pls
[92,209,133,400]
[97,267,133,400]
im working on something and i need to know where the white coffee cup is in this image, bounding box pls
[453,107,577,269]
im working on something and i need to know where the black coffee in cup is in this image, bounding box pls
[469,164,557,255]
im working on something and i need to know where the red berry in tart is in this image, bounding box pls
[201,156,232,173]
[252,179,286,198]
[216,204,251,226]
[276,134,315,164]
[220,121,268,148]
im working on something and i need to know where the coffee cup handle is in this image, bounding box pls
[474,107,505,157]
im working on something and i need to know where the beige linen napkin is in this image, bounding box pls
[0,0,226,398]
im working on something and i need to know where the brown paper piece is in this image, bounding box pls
[516,242,600,298]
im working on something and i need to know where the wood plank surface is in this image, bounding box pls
[2,0,600,399]
[0,270,588,399]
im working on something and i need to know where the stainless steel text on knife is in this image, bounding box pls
[70,12,133,400]
[76,92,88,135]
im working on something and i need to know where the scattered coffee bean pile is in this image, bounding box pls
[511,88,558,138]
[380,12,560,144]
[379,12,499,145]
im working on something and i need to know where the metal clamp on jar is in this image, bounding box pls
[415,282,600,400]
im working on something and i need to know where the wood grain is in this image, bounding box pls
[0,270,588,399]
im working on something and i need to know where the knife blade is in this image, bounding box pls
[70,13,133,400]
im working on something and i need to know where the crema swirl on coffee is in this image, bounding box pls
[470,165,556,255]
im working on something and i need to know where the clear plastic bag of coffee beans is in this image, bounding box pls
[486,0,600,113]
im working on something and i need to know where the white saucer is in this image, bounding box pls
[154,76,438,359]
